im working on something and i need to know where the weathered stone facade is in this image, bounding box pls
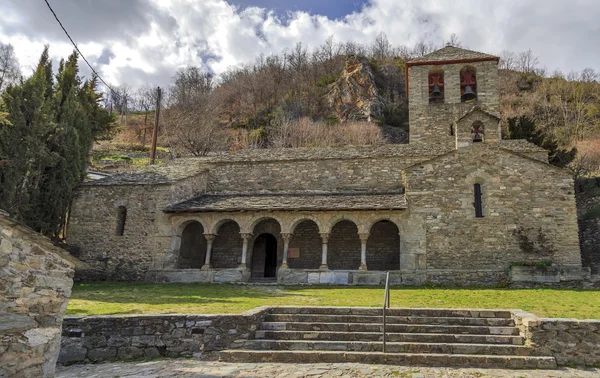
[0,211,76,377]
[59,307,269,364]
[61,307,600,367]
[576,178,600,275]
[513,310,600,367]
[67,46,589,285]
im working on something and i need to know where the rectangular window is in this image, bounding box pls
[474,184,483,218]
[116,206,127,236]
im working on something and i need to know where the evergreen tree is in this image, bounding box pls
[0,47,115,239]
[506,116,577,168]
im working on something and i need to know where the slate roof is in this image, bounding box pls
[81,158,206,186]
[81,141,545,187]
[408,46,499,64]
[199,144,452,163]
[80,144,452,186]
[498,140,547,153]
[164,190,408,213]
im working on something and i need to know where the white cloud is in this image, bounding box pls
[1,0,599,90]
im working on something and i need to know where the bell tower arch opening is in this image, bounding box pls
[460,65,477,102]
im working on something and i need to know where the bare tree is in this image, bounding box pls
[411,39,436,57]
[171,67,213,107]
[445,33,463,48]
[517,49,540,74]
[499,50,517,71]
[163,94,229,156]
[0,43,20,91]
[371,32,392,60]
[580,68,599,83]
[134,84,157,145]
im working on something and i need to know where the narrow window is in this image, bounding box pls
[474,184,483,218]
[428,68,445,104]
[116,206,127,236]
[471,121,484,142]
[460,66,477,102]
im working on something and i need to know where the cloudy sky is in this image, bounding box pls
[2,0,599,90]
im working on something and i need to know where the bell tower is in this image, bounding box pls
[406,46,501,147]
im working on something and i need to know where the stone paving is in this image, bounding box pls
[56,360,600,378]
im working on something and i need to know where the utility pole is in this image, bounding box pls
[150,86,162,165]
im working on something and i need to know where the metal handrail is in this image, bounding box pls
[382,271,391,353]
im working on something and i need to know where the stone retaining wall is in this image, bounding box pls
[513,310,600,367]
[1,211,75,377]
[58,307,268,364]
[576,178,600,275]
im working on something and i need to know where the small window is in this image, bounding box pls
[460,66,477,102]
[474,184,483,218]
[471,121,484,142]
[428,68,444,104]
[116,206,127,236]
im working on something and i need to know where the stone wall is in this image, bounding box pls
[328,221,362,270]
[288,221,321,269]
[67,173,208,281]
[0,211,75,377]
[178,221,206,269]
[206,156,426,192]
[406,143,584,284]
[513,310,600,367]
[212,221,243,268]
[576,178,600,274]
[59,307,268,364]
[367,221,400,271]
[408,60,500,147]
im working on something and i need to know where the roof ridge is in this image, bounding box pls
[409,46,499,64]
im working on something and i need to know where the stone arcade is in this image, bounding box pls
[67,46,590,285]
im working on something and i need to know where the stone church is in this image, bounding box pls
[67,46,589,285]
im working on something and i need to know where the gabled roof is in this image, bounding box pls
[407,46,499,65]
[454,106,500,124]
[164,190,407,213]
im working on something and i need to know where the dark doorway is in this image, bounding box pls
[251,233,278,278]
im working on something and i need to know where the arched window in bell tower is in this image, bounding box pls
[471,121,484,142]
[428,67,444,104]
[460,66,477,102]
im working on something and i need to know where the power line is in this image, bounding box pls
[43,0,117,96]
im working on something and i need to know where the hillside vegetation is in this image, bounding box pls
[104,35,600,176]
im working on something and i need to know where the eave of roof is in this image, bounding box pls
[164,190,408,213]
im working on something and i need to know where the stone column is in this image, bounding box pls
[202,234,216,269]
[280,233,292,269]
[320,233,330,270]
[359,233,369,270]
[239,233,252,268]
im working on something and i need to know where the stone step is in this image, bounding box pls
[264,314,514,326]
[219,350,557,369]
[260,322,520,335]
[255,330,524,345]
[269,307,513,319]
[244,340,533,356]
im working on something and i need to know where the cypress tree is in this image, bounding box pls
[0,47,115,239]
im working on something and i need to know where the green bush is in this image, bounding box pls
[316,74,338,88]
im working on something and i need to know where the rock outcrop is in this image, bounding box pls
[327,56,385,123]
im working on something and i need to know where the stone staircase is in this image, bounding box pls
[219,307,557,369]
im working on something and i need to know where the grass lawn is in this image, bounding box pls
[66,282,600,319]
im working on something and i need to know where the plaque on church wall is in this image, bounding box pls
[288,248,300,258]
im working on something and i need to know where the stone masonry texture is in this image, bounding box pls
[66,46,590,286]
[0,211,75,378]
[59,307,268,365]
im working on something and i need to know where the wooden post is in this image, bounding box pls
[150,86,162,165]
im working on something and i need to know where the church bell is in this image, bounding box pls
[461,85,476,101]
[431,85,442,97]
